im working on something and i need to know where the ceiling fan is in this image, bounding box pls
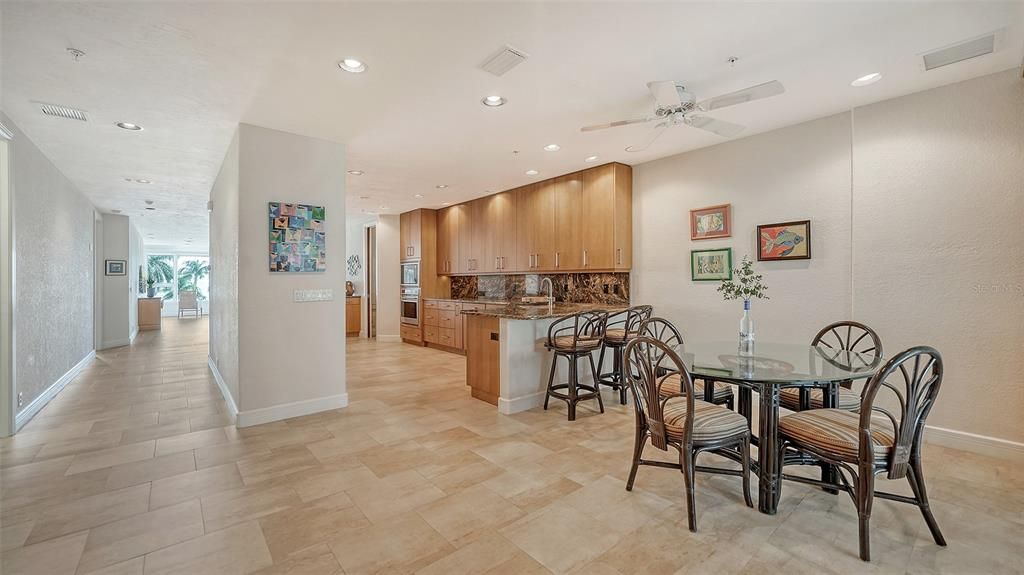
[581,80,785,152]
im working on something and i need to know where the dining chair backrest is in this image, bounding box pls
[546,310,609,349]
[859,346,943,480]
[607,305,654,337]
[624,336,695,451]
[179,290,198,310]
[812,321,883,369]
[639,317,683,348]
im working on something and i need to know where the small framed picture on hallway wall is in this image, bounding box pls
[105,259,126,276]
[269,202,326,273]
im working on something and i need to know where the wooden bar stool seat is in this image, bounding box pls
[543,311,609,421]
[596,305,653,405]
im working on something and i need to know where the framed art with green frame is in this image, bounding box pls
[691,248,733,281]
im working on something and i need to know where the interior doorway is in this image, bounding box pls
[366,224,376,338]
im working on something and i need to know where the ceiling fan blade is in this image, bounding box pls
[685,115,745,138]
[698,80,785,112]
[580,116,656,132]
[647,81,682,109]
[625,122,668,152]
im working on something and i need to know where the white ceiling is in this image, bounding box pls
[3,2,1022,252]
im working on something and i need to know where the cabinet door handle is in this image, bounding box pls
[616,248,622,265]
[555,252,560,268]
[501,256,506,269]
[583,250,588,267]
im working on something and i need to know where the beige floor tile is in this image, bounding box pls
[345,469,447,523]
[105,450,197,490]
[118,419,193,445]
[500,501,622,574]
[327,512,454,574]
[65,440,156,476]
[250,543,342,575]
[258,492,369,561]
[88,413,161,434]
[201,484,303,532]
[77,499,205,573]
[480,551,552,575]
[80,556,145,575]
[33,431,124,460]
[471,440,554,467]
[0,520,34,552]
[142,520,273,575]
[150,461,244,509]
[25,483,151,545]
[236,446,321,485]
[415,531,525,575]
[290,462,379,503]
[416,484,525,547]
[193,438,269,469]
[305,432,381,463]
[154,428,229,457]
[0,530,89,575]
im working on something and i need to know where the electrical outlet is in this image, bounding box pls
[17,391,23,408]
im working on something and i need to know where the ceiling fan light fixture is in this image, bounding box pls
[850,72,882,87]
[339,58,367,73]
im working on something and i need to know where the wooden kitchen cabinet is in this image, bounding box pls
[400,209,423,260]
[436,205,460,275]
[516,181,556,272]
[553,173,584,270]
[346,296,361,336]
[482,191,516,273]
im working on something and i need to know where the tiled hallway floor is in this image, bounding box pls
[1,319,1022,574]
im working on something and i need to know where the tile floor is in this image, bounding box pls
[1,318,1021,574]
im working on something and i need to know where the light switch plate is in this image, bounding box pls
[293,288,334,302]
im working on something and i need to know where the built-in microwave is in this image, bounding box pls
[401,262,419,287]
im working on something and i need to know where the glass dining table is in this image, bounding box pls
[672,341,883,514]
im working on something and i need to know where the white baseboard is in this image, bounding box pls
[101,338,130,349]
[129,327,139,343]
[236,393,348,428]
[207,356,238,417]
[498,391,546,415]
[15,350,96,431]
[925,425,1024,462]
[376,334,401,343]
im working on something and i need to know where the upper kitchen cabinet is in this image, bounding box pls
[581,163,632,270]
[400,209,424,260]
[517,181,556,272]
[482,190,517,273]
[437,204,461,275]
[553,174,584,271]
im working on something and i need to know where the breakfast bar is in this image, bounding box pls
[463,303,627,414]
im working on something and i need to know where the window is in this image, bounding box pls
[146,255,175,300]
[177,256,210,301]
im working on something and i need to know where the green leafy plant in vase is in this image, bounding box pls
[717,256,768,356]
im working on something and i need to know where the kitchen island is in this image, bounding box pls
[464,303,628,413]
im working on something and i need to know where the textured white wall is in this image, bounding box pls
[852,69,1024,443]
[375,214,401,340]
[3,111,95,413]
[236,124,346,414]
[634,69,1024,445]
[129,221,142,340]
[209,130,240,407]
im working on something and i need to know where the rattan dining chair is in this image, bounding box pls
[596,305,653,404]
[623,336,753,531]
[777,346,946,561]
[543,310,609,421]
[640,317,735,409]
[780,321,883,412]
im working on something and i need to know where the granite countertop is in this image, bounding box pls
[462,302,629,320]
[423,297,511,304]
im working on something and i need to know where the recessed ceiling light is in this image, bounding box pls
[145,207,156,211]
[116,122,143,131]
[338,58,367,73]
[347,170,364,175]
[414,194,424,198]
[441,202,452,206]
[135,179,151,184]
[585,155,599,163]
[543,144,560,152]
[850,72,882,87]
[525,169,539,176]
[435,184,448,189]
[111,209,122,214]
[481,95,507,107]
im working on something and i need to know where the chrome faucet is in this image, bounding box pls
[540,277,554,311]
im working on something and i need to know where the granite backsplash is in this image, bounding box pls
[450,273,629,304]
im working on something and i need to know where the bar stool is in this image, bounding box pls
[544,311,609,421]
[596,305,653,405]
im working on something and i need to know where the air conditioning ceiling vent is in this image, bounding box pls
[922,32,997,71]
[38,102,88,121]
[479,45,528,76]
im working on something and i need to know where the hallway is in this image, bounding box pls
[2,322,1022,574]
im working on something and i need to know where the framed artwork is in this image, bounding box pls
[269,202,326,273]
[690,203,731,240]
[757,220,811,261]
[105,260,126,276]
[691,248,732,281]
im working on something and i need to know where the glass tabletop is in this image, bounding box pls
[673,341,883,384]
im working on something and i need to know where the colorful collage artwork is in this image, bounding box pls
[269,202,326,272]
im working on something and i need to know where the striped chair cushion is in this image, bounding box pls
[778,409,895,463]
[659,373,734,403]
[662,399,748,443]
[550,335,602,351]
[780,387,860,411]
[604,327,640,342]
